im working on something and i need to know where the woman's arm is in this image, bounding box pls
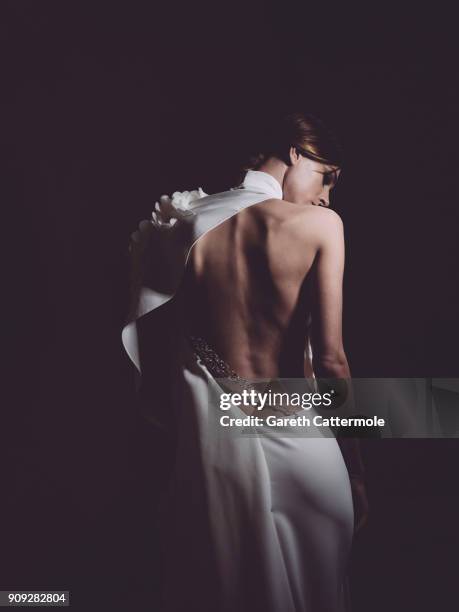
[307,209,368,530]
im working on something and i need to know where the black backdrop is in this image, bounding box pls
[4,2,459,611]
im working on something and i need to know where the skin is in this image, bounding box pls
[175,145,369,532]
[178,146,346,378]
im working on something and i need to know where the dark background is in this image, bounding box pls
[3,2,459,611]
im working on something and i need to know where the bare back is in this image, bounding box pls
[175,198,345,378]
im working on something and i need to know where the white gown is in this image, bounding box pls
[122,170,355,612]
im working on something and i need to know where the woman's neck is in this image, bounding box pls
[256,157,287,194]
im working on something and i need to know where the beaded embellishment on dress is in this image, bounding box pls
[188,335,253,390]
[188,335,267,414]
[187,335,305,418]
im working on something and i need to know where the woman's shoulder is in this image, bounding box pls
[254,200,342,256]
[266,198,343,229]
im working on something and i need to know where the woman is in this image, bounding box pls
[122,111,368,611]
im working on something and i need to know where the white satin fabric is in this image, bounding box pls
[122,170,355,611]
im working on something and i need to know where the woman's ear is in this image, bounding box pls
[289,146,301,166]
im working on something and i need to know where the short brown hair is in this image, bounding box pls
[239,111,344,177]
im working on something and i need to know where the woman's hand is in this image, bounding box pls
[349,475,369,533]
